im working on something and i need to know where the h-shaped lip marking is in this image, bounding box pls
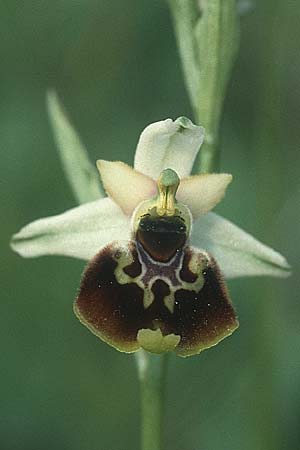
[113,241,207,314]
[137,242,183,311]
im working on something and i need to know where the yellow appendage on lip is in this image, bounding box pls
[137,328,180,354]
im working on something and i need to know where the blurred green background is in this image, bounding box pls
[1,1,299,449]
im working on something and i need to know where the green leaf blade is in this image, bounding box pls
[46,90,104,204]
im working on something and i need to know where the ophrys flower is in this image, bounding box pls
[11,114,290,357]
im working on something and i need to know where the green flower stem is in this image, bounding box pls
[168,0,239,174]
[196,138,219,174]
[50,5,239,449]
[133,3,241,447]
[133,3,240,449]
[167,0,199,117]
[135,351,168,450]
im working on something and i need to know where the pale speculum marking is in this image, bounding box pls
[114,241,207,313]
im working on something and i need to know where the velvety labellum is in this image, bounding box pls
[74,240,238,357]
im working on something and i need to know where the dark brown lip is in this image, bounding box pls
[74,240,238,357]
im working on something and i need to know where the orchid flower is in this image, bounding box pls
[11,113,290,357]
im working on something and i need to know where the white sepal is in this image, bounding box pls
[191,212,290,279]
[11,198,130,260]
[134,117,204,179]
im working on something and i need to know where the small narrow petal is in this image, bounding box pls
[191,212,291,279]
[134,117,204,179]
[46,90,103,203]
[11,198,130,260]
[97,160,157,215]
[178,173,232,218]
